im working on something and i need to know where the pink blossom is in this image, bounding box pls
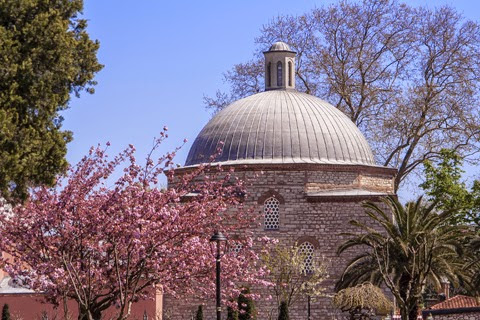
[0,133,270,320]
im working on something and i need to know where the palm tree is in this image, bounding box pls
[462,236,480,298]
[337,196,469,320]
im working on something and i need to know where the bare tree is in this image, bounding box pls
[204,0,480,191]
[203,59,263,114]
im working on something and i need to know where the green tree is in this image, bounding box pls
[238,287,256,320]
[420,149,480,299]
[1,304,10,320]
[227,303,239,320]
[277,301,288,320]
[421,149,480,226]
[195,305,203,320]
[337,196,469,320]
[0,0,102,202]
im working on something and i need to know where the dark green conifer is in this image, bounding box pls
[195,305,203,320]
[2,304,11,320]
[278,301,289,320]
[227,304,239,320]
[238,287,256,320]
[0,0,102,202]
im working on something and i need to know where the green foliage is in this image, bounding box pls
[262,244,328,308]
[337,196,470,320]
[277,301,289,320]
[1,304,10,320]
[195,305,203,320]
[421,149,480,225]
[238,287,256,320]
[227,304,239,320]
[462,237,480,298]
[333,283,393,319]
[0,0,102,202]
[420,149,480,298]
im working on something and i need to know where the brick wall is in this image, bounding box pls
[164,165,395,320]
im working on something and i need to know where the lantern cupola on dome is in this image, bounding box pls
[264,41,296,91]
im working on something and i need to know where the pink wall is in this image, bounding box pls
[0,291,161,320]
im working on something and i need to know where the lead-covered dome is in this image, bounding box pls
[185,90,376,166]
[268,41,293,52]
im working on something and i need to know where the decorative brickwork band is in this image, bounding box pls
[258,189,285,204]
[296,236,320,249]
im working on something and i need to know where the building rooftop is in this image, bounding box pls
[268,41,293,52]
[186,41,380,168]
[0,276,34,294]
[430,295,479,310]
[185,90,377,167]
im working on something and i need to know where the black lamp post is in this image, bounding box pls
[307,295,311,320]
[210,231,227,320]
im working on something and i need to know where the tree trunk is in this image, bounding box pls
[408,305,419,320]
[78,305,102,320]
[399,302,419,320]
[63,296,69,320]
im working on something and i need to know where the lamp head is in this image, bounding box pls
[210,231,227,242]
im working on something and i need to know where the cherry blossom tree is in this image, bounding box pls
[0,128,269,320]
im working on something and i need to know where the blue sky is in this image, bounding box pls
[64,0,480,188]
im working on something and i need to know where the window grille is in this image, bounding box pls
[299,241,315,274]
[264,197,280,230]
[232,243,243,254]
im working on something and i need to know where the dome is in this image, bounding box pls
[268,41,293,52]
[185,90,376,167]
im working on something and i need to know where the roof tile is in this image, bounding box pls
[430,295,479,310]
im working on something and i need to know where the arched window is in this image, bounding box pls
[288,61,292,87]
[264,197,280,230]
[299,241,315,274]
[267,62,271,87]
[277,61,283,86]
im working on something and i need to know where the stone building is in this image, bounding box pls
[0,41,396,320]
[163,42,397,319]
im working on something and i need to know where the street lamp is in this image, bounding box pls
[210,231,228,320]
[307,295,311,320]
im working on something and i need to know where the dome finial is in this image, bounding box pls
[264,42,296,91]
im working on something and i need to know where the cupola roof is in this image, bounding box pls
[268,41,294,52]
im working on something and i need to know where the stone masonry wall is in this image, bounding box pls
[427,311,480,320]
[163,166,395,320]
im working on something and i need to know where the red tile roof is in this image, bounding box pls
[430,295,479,310]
